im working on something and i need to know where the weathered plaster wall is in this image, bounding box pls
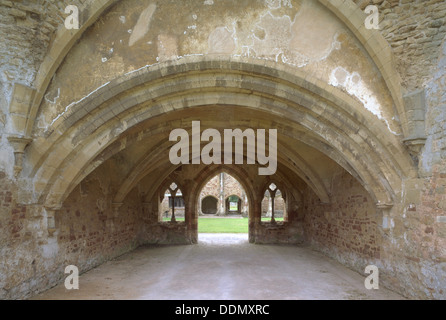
[33,0,400,139]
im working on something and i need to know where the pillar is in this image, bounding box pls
[218,172,225,215]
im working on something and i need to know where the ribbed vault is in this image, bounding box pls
[26,58,416,210]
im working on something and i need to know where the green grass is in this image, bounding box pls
[162,217,284,233]
[198,218,249,233]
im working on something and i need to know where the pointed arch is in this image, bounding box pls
[28,57,415,210]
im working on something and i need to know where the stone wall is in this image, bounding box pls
[303,169,380,272]
[57,167,143,274]
[0,163,143,300]
[199,175,220,201]
[0,173,34,299]
[0,0,87,141]
[303,165,446,299]
[386,38,446,299]
[140,222,190,245]
[253,221,305,244]
[355,0,446,90]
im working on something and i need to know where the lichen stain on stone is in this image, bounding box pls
[208,27,236,54]
[157,34,179,62]
[129,3,156,47]
[289,0,341,62]
[329,66,383,119]
[44,87,60,104]
[250,12,293,59]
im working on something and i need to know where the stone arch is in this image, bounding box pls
[201,196,218,215]
[26,0,119,137]
[24,0,409,140]
[27,57,415,211]
[190,165,257,219]
[225,195,242,214]
[110,131,329,206]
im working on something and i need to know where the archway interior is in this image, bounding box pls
[26,0,413,251]
[226,196,241,214]
[199,173,248,216]
[39,92,393,259]
[4,0,438,301]
[197,172,249,234]
[25,0,413,271]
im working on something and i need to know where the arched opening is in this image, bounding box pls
[195,170,251,235]
[201,196,218,215]
[226,195,241,215]
[261,183,286,223]
[160,182,184,222]
[34,57,415,213]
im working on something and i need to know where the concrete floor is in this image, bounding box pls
[31,234,404,300]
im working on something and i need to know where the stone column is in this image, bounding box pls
[270,191,276,224]
[171,194,176,222]
[266,193,272,217]
[218,172,225,215]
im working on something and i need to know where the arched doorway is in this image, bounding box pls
[226,195,241,215]
[201,196,218,215]
[194,169,252,235]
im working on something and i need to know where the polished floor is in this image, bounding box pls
[31,234,404,300]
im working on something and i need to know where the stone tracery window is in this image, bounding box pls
[262,182,284,224]
[161,182,183,222]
